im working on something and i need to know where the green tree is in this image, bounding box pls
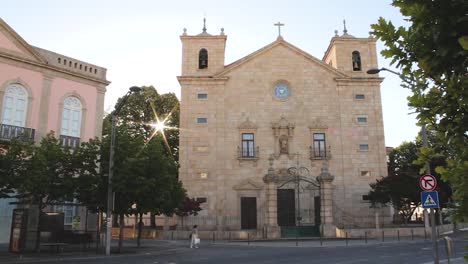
[98,86,185,250]
[7,133,76,251]
[371,0,468,220]
[369,139,451,223]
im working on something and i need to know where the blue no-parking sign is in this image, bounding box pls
[421,191,439,208]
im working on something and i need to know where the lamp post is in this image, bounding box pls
[367,68,438,263]
[105,86,141,256]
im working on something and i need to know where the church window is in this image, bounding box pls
[197,117,208,124]
[1,84,28,127]
[357,117,367,123]
[355,94,365,100]
[74,62,77,68]
[359,144,369,151]
[313,133,326,158]
[197,93,208,99]
[196,197,207,204]
[61,96,82,138]
[360,170,371,177]
[241,133,255,157]
[58,58,61,63]
[94,69,97,74]
[199,48,208,69]
[352,51,362,71]
[362,195,370,201]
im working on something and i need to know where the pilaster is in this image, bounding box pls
[317,161,336,237]
[37,74,54,139]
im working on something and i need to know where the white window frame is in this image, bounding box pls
[61,96,82,137]
[54,202,77,225]
[1,84,28,127]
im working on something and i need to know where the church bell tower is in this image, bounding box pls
[180,19,227,76]
[323,20,378,77]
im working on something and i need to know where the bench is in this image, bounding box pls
[39,242,68,253]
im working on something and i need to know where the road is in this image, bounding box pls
[14,237,465,264]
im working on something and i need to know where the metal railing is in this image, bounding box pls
[59,135,81,148]
[237,146,260,160]
[0,123,35,141]
[309,145,331,160]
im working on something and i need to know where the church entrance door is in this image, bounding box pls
[277,189,296,226]
[240,197,257,229]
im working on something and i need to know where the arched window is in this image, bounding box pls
[1,84,28,127]
[352,51,362,71]
[61,96,82,137]
[199,48,208,69]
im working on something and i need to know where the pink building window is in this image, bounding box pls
[61,96,82,137]
[1,84,28,127]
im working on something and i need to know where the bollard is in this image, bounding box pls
[345,232,348,246]
[382,230,385,242]
[424,229,427,240]
[212,232,215,243]
[364,231,367,244]
[171,231,174,240]
[229,231,231,242]
[319,231,323,246]
[397,230,400,241]
[444,236,453,264]
[247,233,250,245]
[411,229,414,240]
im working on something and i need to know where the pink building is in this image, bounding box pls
[0,19,109,242]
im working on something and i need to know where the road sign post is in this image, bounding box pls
[419,174,439,264]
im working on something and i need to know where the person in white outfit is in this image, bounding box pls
[190,225,199,248]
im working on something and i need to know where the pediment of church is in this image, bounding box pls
[233,179,263,191]
[0,19,45,63]
[238,117,257,130]
[214,37,347,78]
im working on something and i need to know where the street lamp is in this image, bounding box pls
[367,68,439,263]
[105,86,141,256]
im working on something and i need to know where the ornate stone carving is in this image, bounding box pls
[309,117,328,130]
[279,135,288,154]
[238,117,257,130]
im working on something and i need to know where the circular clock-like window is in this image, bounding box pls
[273,83,290,100]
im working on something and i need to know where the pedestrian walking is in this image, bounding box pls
[190,225,199,248]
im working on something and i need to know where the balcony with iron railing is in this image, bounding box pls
[0,123,35,141]
[59,135,81,148]
[237,146,260,161]
[309,145,331,160]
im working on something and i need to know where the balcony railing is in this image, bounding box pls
[237,146,260,161]
[309,145,331,160]
[0,123,35,141]
[60,135,81,148]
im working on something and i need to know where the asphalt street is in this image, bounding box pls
[3,236,466,264]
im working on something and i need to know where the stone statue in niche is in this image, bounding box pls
[279,136,288,154]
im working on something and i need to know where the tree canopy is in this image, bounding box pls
[369,136,452,223]
[371,0,468,220]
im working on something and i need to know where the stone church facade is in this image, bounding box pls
[178,23,387,237]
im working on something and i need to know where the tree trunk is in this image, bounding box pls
[118,213,124,253]
[96,209,101,253]
[137,213,143,247]
[150,212,156,228]
[34,200,43,252]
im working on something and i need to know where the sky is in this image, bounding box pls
[1,0,420,147]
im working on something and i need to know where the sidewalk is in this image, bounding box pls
[0,239,179,263]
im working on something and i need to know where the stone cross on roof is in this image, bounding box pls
[274,21,285,37]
